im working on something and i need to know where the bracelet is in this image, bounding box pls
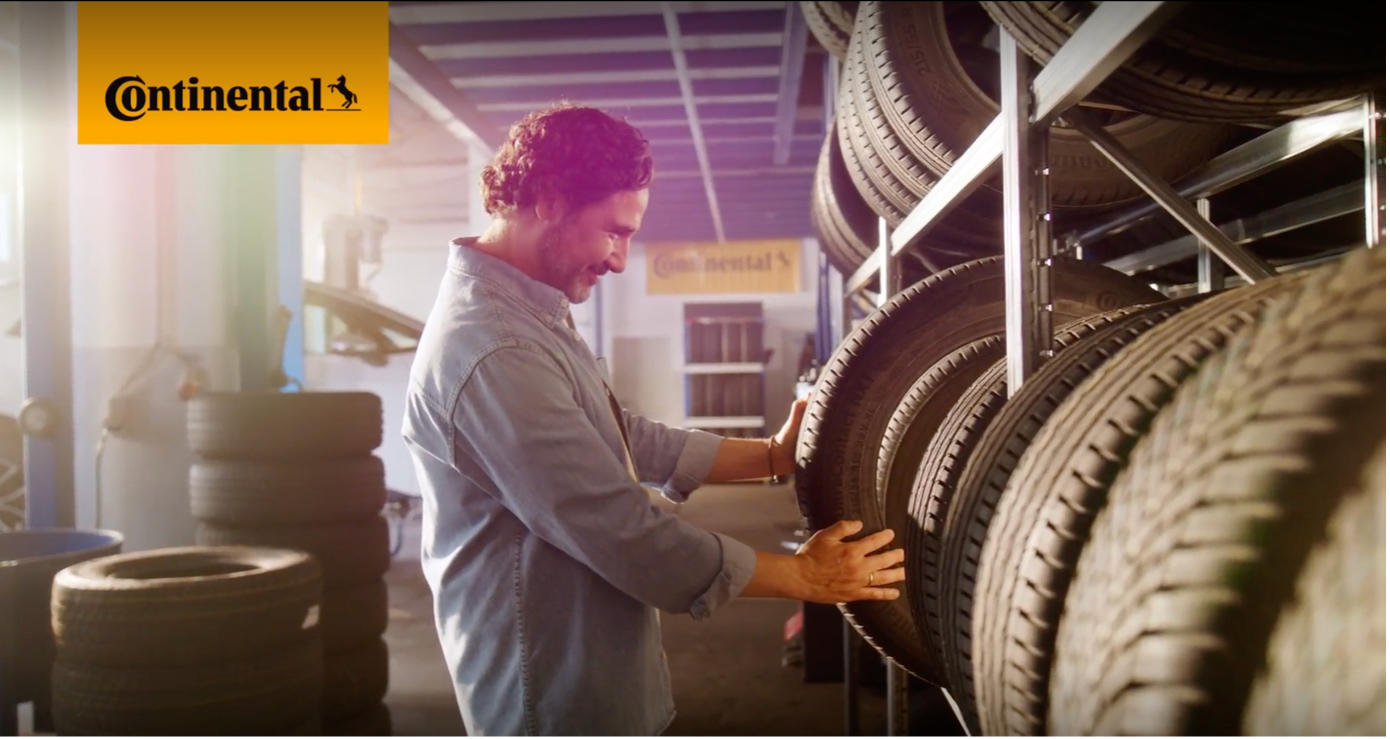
[766,438,776,480]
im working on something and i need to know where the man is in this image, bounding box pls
[402,102,905,736]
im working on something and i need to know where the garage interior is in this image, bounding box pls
[0,1,1385,737]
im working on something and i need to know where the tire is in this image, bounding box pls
[979,2,1385,124]
[1048,245,1386,735]
[324,638,392,723]
[51,639,324,736]
[322,580,391,655]
[190,456,388,527]
[188,391,383,460]
[801,1,857,61]
[1242,441,1386,737]
[972,270,1310,737]
[793,256,1163,684]
[813,129,870,277]
[863,1,1239,210]
[837,10,1003,256]
[327,703,394,736]
[51,546,322,668]
[196,517,391,590]
[925,298,1202,731]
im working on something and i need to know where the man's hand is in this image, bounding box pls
[794,520,905,604]
[769,397,809,477]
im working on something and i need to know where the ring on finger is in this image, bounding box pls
[868,571,875,586]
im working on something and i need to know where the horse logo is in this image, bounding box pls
[327,75,358,109]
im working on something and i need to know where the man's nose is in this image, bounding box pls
[605,241,629,274]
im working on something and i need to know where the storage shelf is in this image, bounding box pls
[682,362,766,374]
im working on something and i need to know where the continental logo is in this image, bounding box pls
[104,74,363,122]
[77,1,388,145]
[652,251,793,280]
[645,239,802,295]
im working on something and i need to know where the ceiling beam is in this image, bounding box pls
[418,32,783,60]
[452,66,781,88]
[772,2,809,165]
[388,23,505,150]
[662,1,725,243]
[392,2,787,24]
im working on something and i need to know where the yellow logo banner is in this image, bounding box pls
[77,2,389,145]
[646,239,802,295]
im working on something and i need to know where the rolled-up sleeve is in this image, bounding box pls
[452,344,756,617]
[622,412,723,504]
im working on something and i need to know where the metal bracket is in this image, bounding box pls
[1195,199,1224,294]
[1365,93,1385,249]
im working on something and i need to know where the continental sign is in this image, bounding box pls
[77,2,389,145]
[646,239,802,296]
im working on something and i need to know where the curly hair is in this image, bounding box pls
[480,102,655,217]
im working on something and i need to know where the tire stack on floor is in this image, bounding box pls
[48,546,325,735]
[188,391,394,736]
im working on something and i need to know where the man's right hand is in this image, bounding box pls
[794,520,905,604]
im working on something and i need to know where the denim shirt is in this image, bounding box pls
[401,238,759,736]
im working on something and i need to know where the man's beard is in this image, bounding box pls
[536,218,599,304]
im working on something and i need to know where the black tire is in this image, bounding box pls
[190,456,388,527]
[979,2,1385,124]
[196,517,391,590]
[323,580,391,655]
[327,703,394,736]
[1048,245,1386,735]
[793,256,1163,684]
[324,638,392,723]
[801,1,857,61]
[188,391,383,460]
[1242,441,1386,737]
[863,1,1239,210]
[51,638,324,736]
[926,298,1202,731]
[813,129,870,277]
[972,270,1310,737]
[52,546,322,669]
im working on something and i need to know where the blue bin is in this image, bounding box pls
[0,529,123,736]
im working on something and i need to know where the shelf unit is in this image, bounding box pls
[680,302,768,438]
[821,2,1385,736]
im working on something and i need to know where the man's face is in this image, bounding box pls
[536,188,647,304]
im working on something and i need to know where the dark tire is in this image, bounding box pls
[1049,245,1386,735]
[187,391,383,460]
[51,639,324,736]
[324,638,391,723]
[52,546,322,669]
[801,1,857,61]
[793,256,1163,684]
[927,298,1202,731]
[322,580,391,655]
[979,2,1385,124]
[813,127,871,277]
[972,270,1310,737]
[190,456,387,527]
[1242,442,1386,736]
[196,517,391,590]
[327,703,394,736]
[864,1,1239,210]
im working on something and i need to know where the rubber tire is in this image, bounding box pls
[52,546,322,669]
[813,127,870,277]
[323,579,391,655]
[324,638,392,723]
[971,269,1311,737]
[925,299,1201,732]
[190,456,388,527]
[801,1,857,61]
[51,638,324,736]
[1048,244,1386,735]
[1242,442,1386,737]
[979,2,1385,124]
[196,517,391,590]
[793,255,1163,685]
[326,703,394,736]
[187,391,383,460]
[863,1,1240,210]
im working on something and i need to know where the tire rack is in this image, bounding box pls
[823,2,1388,735]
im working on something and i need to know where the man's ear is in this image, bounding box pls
[534,179,570,224]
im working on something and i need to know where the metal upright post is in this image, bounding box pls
[877,218,899,307]
[1000,31,1050,396]
[1196,198,1223,293]
[1365,93,1385,248]
[844,622,861,736]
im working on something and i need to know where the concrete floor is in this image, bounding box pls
[380,482,896,736]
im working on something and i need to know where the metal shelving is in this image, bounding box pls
[823,2,1385,735]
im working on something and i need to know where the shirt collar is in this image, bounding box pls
[447,236,570,328]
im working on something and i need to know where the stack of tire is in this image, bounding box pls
[49,546,326,735]
[188,391,394,736]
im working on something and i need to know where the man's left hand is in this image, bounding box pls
[769,397,808,477]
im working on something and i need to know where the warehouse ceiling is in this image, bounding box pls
[373,0,829,245]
